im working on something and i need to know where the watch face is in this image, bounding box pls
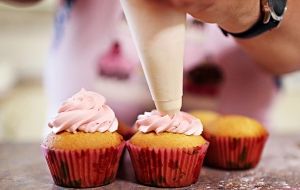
[269,0,287,16]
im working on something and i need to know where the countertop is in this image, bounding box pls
[1,134,300,190]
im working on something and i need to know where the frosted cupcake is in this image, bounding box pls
[41,89,125,188]
[127,110,209,187]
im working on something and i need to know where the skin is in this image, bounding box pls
[161,0,300,75]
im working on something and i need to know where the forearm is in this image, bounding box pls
[167,0,300,75]
[236,0,300,75]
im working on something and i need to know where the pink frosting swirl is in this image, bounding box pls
[135,110,203,136]
[48,89,118,134]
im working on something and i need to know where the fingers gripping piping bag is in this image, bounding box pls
[121,0,186,114]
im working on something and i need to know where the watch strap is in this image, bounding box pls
[220,15,279,39]
[221,0,287,39]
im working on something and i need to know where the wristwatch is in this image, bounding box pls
[221,0,288,39]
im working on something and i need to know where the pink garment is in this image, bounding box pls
[45,1,277,136]
[45,0,121,99]
[98,41,135,79]
[184,24,277,125]
[44,0,122,135]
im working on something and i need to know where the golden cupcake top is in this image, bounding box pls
[130,131,207,148]
[189,110,220,127]
[204,115,268,138]
[43,131,123,150]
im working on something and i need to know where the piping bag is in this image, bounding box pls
[120,0,186,115]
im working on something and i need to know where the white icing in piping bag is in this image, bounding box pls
[121,0,186,114]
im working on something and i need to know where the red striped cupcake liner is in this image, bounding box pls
[126,141,209,187]
[203,133,268,170]
[41,142,125,188]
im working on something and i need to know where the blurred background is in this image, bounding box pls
[0,0,300,142]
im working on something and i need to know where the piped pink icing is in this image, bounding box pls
[135,110,203,136]
[48,89,118,134]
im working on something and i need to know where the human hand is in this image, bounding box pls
[160,0,260,33]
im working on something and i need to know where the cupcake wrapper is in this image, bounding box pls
[41,142,125,188]
[126,142,209,188]
[203,134,268,170]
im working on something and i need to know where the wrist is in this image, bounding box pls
[218,0,261,34]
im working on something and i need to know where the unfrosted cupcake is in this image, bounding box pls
[203,115,268,170]
[189,110,220,127]
[127,110,209,187]
[41,89,125,188]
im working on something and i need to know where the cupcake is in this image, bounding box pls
[189,110,220,127]
[127,110,209,187]
[203,115,268,170]
[41,89,125,188]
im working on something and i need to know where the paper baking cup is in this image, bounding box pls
[127,142,209,187]
[203,133,268,170]
[41,142,125,188]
